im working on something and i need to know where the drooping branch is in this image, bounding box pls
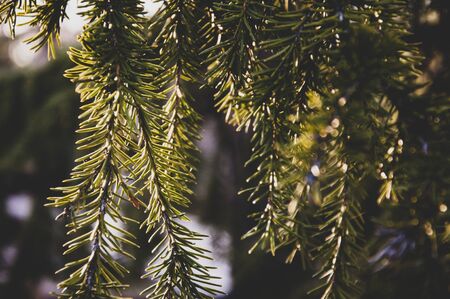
[26,0,70,58]
[134,1,220,296]
[48,0,155,297]
[0,0,37,37]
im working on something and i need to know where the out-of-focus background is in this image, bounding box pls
[0,1,448,298]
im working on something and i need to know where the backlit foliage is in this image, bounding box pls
[3,0,448,298]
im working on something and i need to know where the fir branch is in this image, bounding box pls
[132,93,220,298]
[241,96,292,255]
[0,0,36,37]
[306,4,419,295]
[49,92,137,298]
[203,0,262,125]
[200,4,279,246]
[26,0,70,59]
[135,1,221,297]
[48,0,154,297]
[157,0,201,165]
[240,2,326,255]
[312,138,365,299]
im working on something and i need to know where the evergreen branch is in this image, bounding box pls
[304,7,418,294]
[312,134,365,299]
[49,92,137,298]
[132,99,220,298]
[157,0,201,163]
[241,95,293,255]
[26,0,70,59]
[0,0,36,37]
[203,0,261,125]
[48,0,155,297]
[240,2,326,255]
[134,1,220,297]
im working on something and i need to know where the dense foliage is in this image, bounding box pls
[1,0,448,298]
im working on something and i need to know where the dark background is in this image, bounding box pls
[0,1,448,298]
